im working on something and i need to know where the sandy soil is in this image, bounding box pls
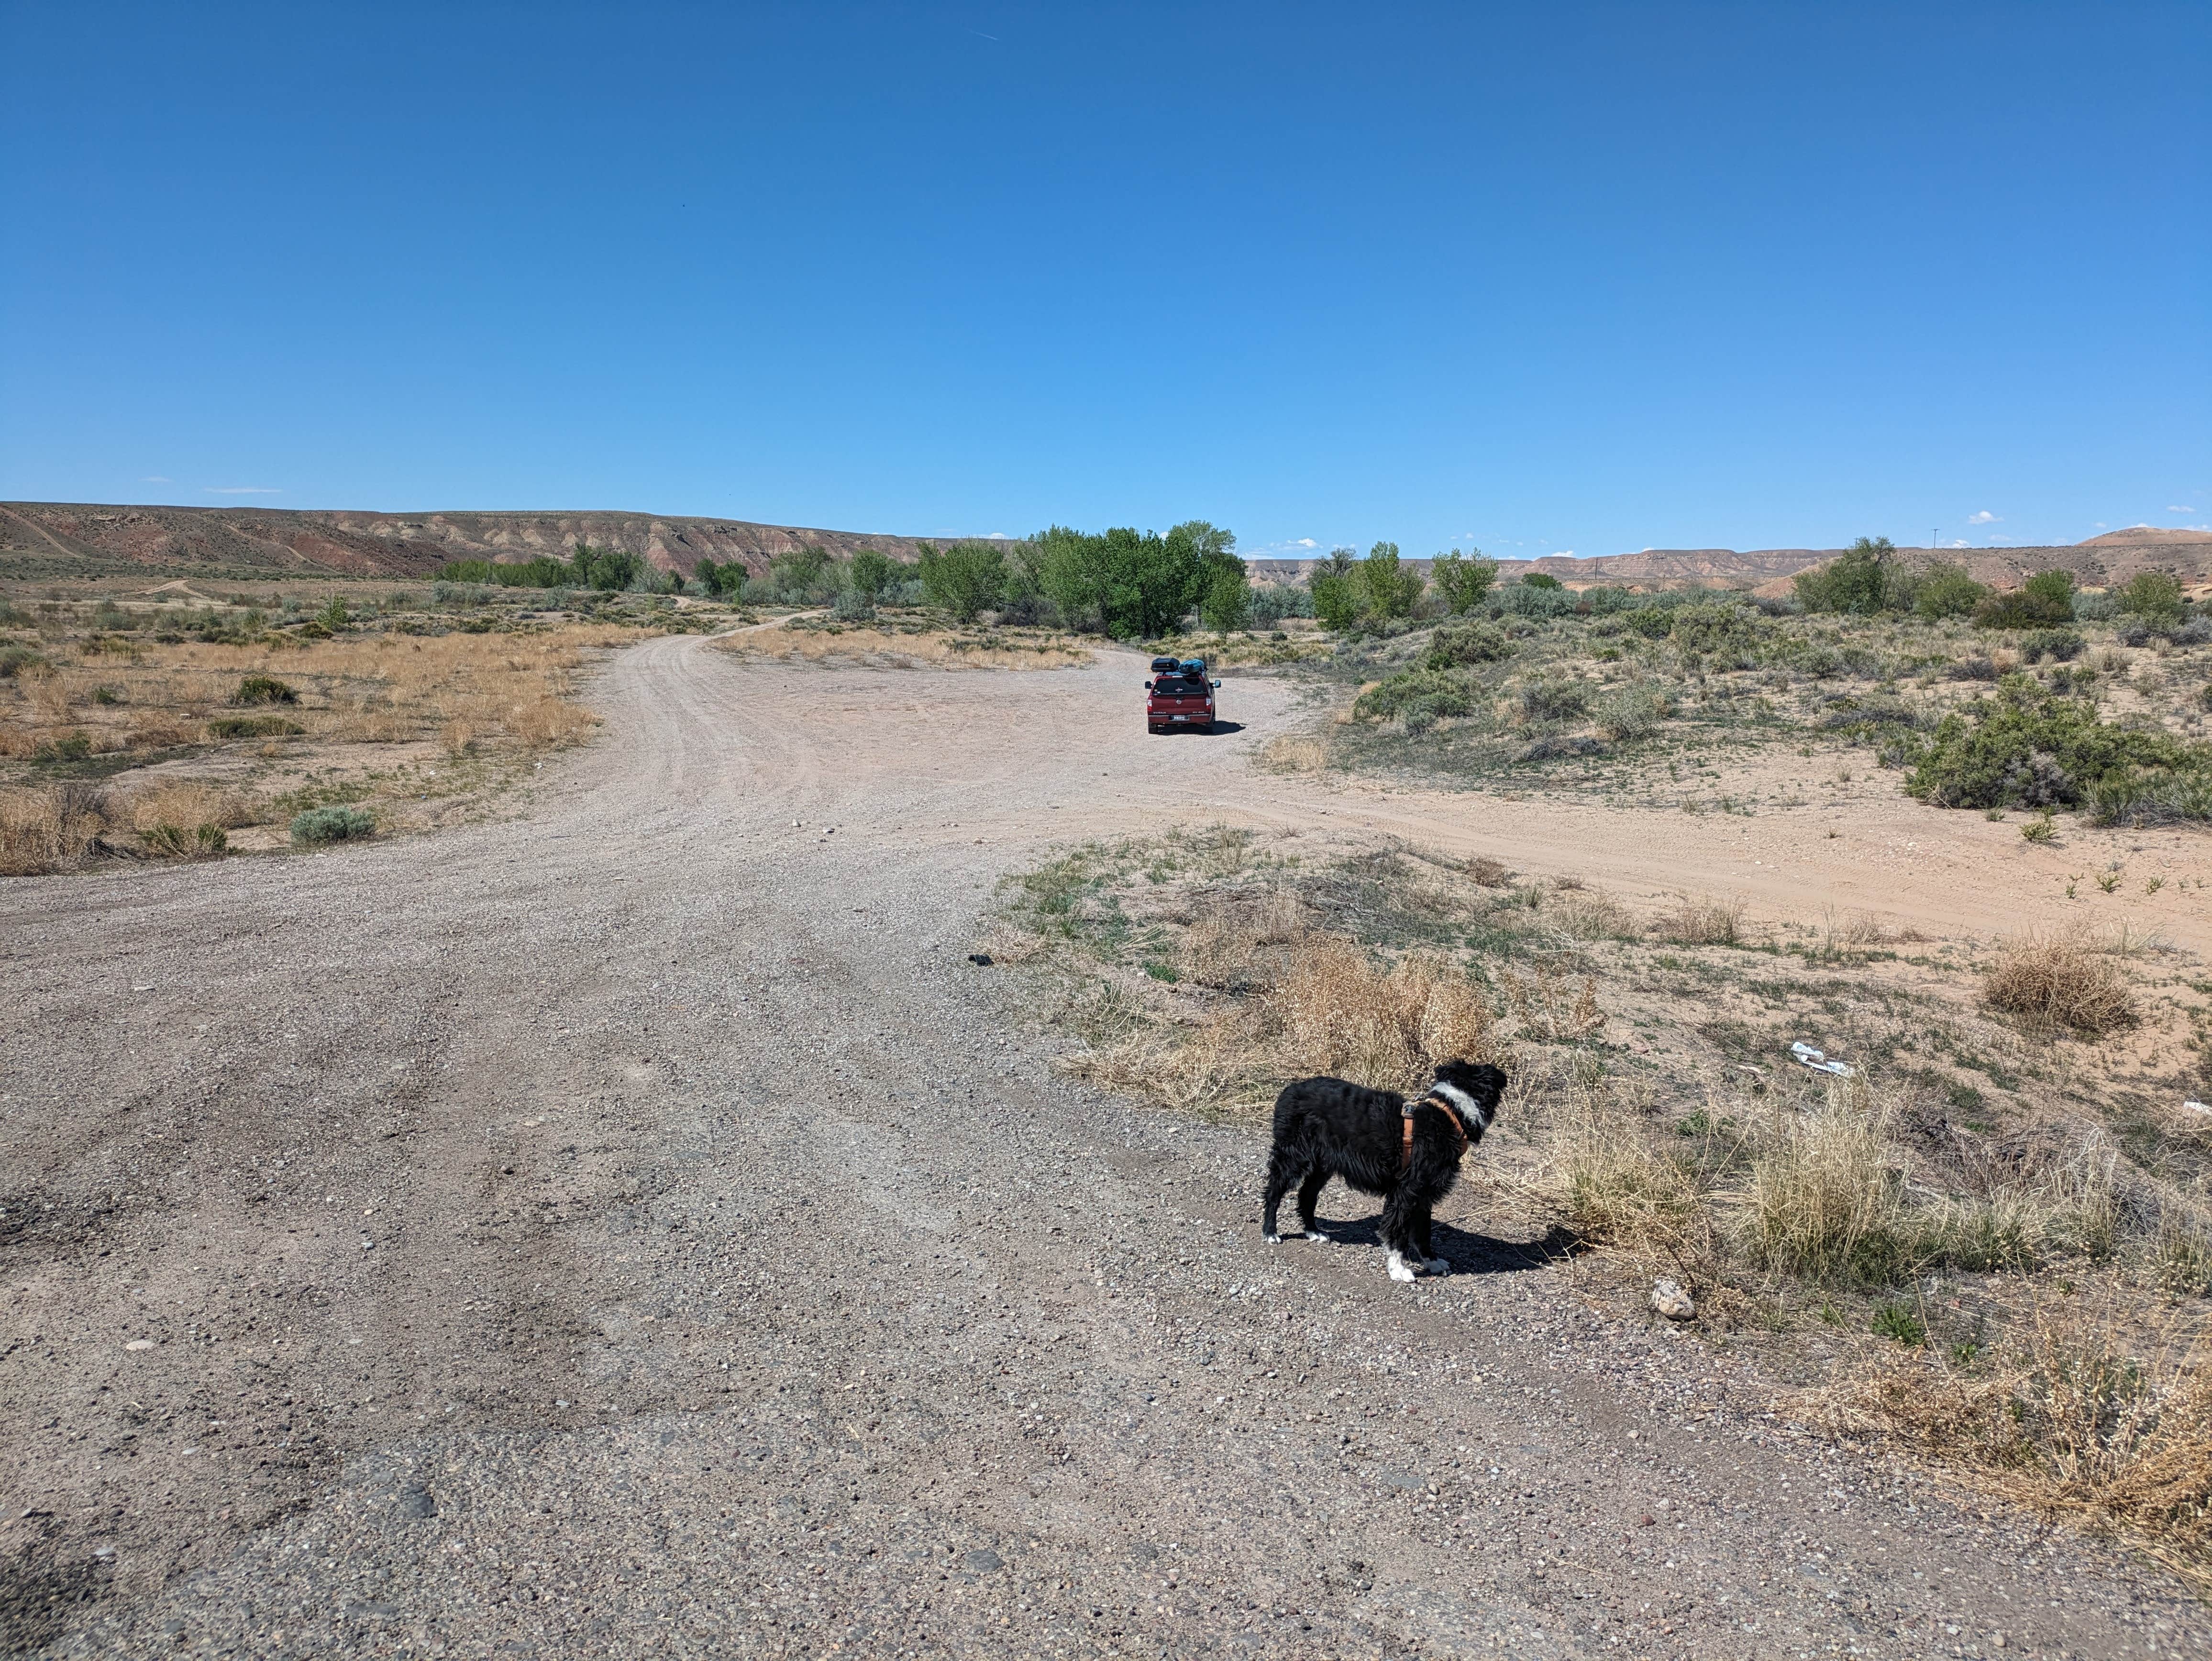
[1,637,2201,1658]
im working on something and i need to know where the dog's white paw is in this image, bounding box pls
[1303,1229,1331,1244]
[1263,1232,1282,1244]
[1387,1251,1417,1283]
[1423,1257,1449,1275]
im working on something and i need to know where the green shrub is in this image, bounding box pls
[209,714,305,740]
[1354,668,1476,724]
[1905,674,2202,809]
[1491,581,1578,620]
[1421,621,1515,669]
[1521,571,1562,591]
[1518,680,1591,723]
[916,541,1008,622]
[2116,568,2186,622]
[1668,603,1764,655]
[1623,607,1674,640]
[1973,570,2075,630]
[290,805,376,845]
[1913,563,1989,620]
[232,675,298,705]
[435,555,577,588]
[1795,537,1912,615]
[35,733,94,761]
[2018,628,2084,664]
[2087,770,2212,827]
[1871,1300,1928,1346]
[1595,687,1668,742]
[2072,590,2117,621]
[847,548,897,601]
[0,645,50,678]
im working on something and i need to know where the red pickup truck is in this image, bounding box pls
[1145,667,1219,733]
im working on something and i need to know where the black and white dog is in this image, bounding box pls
[1261,1060,1505,1283]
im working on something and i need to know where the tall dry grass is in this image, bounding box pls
[1499,965,1604,1041]
[1275,939,1502,1095]
[1258,735,1327,774]
[1179,888,1311,990]
[1541,1080,1717,1287]
[1837,1307,2212,1583]
[0,626,623,762]
[1060,903,1504,1111]
[0,784,111,875]
[1739,1085,1907,1284]
[124,779,265,835]
[1659,893,1746,946]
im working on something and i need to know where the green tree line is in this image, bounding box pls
[1794,538,2193,630]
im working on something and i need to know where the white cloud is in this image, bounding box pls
[2170,505,2198,514]
[141,475,171,483]
[1967,510,1998,524]
[1947,539,1970,548]
[207,486,282,495]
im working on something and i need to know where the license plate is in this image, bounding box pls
[1172,714,1189,721]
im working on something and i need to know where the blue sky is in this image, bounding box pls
[3,2,2206,558]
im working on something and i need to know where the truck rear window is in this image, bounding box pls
[1153,675,1205,695]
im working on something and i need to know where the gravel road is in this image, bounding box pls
[2,636,2200,1659]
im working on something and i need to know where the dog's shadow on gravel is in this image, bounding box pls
[1309,1218,1585,1275]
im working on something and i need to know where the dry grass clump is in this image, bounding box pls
[1498,965,1604,1041]
[1739,1085,1907,1284]
[1547,886,1637,941]
[1984,931,2139,1037]
[1543,1085,1717,1287]
[508,696,598,748]
[1069,917,1506,1113]
[1180,888,1311,990]
[1659,892,1746,946]
[1837,1309,2212,1582]
[1258,735,1327,774]
[1275,939,1501,1096]
[124,779,264,835]
[0,783,111,875]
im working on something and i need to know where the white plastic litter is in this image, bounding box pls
[2186,1101,2212,1116]
[1791,1041,1856,1078]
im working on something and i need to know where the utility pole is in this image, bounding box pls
[1932,528,1938,549]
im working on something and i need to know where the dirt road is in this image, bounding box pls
[2,636,2199,1657]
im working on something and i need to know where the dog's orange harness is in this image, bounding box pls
[1401,1091,1472,1170]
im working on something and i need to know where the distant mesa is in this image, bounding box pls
[5,501,2210,591]
[0,503,939,580]
[2079,525,2212,547]
[1250,526,2212,594]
